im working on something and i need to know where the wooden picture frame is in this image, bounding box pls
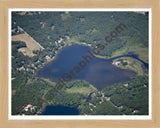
[0,0,160,127]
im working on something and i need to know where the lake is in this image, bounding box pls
[41,105,79,115]
[37,43,138,90]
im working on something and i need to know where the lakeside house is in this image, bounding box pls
[112,59,129,66]
[58,38,63,43]
[123,83,128,87]
[24,104,37,112]
[45,55,51,61]
[112,61,121,65]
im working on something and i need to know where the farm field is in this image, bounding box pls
[12,32,44,56]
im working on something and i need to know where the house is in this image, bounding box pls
[58,38,63,43]
[105,97,110,101]
[31,106,37,112]
[123,83,128,87]
[24,108,28,111]
[11,77,16,81]
[112,61,121,65]
[118,106,123,109]
[133,110,139,113]
[46,55,51,61]
[16,66,25,71]
[116,61,121,65]
[40,22,45,28]
[55,41,58,46]
[144,84,147,87]
[24,104,37,112]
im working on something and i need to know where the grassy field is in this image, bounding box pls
[111,43,148,63]
[65,36,85,45]
[12,33,44,57]
[42,78,56,86]
[66,84,97,95]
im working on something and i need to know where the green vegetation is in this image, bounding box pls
[66,84,97,95]
[79,100,122,115]
[12,12,148,61]
[11,11,149,115]
[112,42,148,63]
[78,76,148,115]
[12,30,44,57]
[44,80,97,106]
[61,12,71,20]
[112,57,147,76]
[91,101,122,115]
[12,73,52,115]
[102,76,148,115]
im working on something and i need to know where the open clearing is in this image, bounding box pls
[12,32,44,57]
[66,85,97,95]
[111,43,148,63]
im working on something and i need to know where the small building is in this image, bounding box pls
[123,83,128,87]
[24,108,28,111]
[144,84,147,87]
[17,66,25,71]
[58,38,63,43]
[133,110,139,113]
[46,55,51,61]
[24,104,37,112]
[105,97,110,101]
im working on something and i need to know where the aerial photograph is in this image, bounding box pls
[11,10,149,116]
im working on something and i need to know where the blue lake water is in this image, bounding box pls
[37,43,139,90]
[41,105,79,115]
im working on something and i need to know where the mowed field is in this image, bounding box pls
[66,84,97,95]
[12,32,44,57]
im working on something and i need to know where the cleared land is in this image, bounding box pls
[12,32,44,57]
[66,84,97,95]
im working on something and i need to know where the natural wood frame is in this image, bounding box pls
[0,0,160,127]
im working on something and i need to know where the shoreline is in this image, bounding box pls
[35,41,148,78]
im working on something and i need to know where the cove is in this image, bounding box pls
[37,43,137,90]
